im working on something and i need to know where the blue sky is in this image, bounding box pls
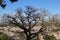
[0,0,60,15]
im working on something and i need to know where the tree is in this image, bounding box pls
[2,6,48,40]
[0,0,18,9]
[48,14,60,32]
[0,13,10,26]
[48,14,60,27]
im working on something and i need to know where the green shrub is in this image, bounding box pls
[0,32,8,40]
[44,35,57,40]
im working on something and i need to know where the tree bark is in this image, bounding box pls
[26,32,31,40]
[24,29,31,40]
[26,36,31,40]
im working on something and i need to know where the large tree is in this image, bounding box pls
[2,6,48,40]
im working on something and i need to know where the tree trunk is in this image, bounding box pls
[26,32,31,40]
[24,30,31,40]
[26,36,31,40]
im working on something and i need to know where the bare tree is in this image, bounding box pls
[48,14,60,32]
[2,6,48,40]
[48,14,60,27]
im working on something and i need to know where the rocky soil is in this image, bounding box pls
[0,26,25,40]
[0,26,60,40]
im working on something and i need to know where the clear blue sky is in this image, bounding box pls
[0,0,60,15]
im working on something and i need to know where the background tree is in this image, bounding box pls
[0,0,18,9]
[2,6,48,40]
[48,14,60,32]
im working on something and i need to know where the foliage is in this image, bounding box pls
[44,35,57,40]
[0,32,8,40]
[0,0,18,9]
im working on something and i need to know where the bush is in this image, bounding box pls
[0,32,8,40]
[44,35,57,40]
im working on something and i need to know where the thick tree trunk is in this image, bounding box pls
[24,30,31,40]
[26,32,31,40]
[26,37,31,40]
